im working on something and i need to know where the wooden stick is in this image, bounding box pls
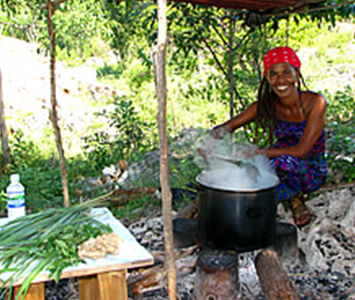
[155,0,177,298]
[319,182,355,192]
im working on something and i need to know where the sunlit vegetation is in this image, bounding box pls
[0,0,354,216]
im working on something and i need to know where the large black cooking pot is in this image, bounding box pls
[196,173,279,252]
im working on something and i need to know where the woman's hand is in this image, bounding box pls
[210,102,257,140]
[244,148,267,158]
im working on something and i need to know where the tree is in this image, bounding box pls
[0,68,11,166]
[45,0,70,207]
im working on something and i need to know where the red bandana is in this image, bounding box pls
[263,46,301,77]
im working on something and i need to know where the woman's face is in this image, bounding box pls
[266,62,299,99]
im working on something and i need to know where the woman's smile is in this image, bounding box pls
[275,85,288,91]
[267,62,298,98]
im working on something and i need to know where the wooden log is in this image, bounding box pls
[193,249,239,300]
[255,249,300,300]
[128,246,198,295]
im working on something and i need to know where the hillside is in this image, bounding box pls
[0,36,117,156]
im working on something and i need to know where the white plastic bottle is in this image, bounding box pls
[6,173,26,219]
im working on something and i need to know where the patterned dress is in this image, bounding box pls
[270,118,327,201]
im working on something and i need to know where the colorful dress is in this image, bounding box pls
[270,118,327,201]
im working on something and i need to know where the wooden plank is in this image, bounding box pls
[79,275,100,300]
[10,282,44,300]
[7,257,153,286]
[25,257,153,285]
[97,270,128,300]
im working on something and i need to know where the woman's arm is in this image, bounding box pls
[211,102,258,139]
[260,93,327,158]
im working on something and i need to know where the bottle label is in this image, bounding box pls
[7,191,25,219]
[8,199,25,208]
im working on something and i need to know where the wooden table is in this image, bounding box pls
[0,208,154,300]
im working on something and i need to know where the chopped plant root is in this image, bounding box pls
[78,232,121,259]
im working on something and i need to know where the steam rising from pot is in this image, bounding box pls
[195,135,279,191]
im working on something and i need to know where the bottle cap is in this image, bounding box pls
[10,174,20,182]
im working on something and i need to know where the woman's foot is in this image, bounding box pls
[290,195,311,228]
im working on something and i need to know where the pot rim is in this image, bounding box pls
[196,173,280,193]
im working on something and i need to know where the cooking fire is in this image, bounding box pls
[124,140,355,299]
[126,186,355,299]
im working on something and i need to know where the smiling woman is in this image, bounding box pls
[206,46,327,228]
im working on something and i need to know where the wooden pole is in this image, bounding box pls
[228,10,235,120]
[46,0,70,207]
[154,0,177,299]
[0,68,11,165]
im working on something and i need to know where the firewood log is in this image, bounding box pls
[255,249,300,300]
[193,249,239,300]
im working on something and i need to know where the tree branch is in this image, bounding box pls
[232,27,253,52]
[203,39,246,109]
[210,21,228,48]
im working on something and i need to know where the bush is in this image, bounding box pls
[325,86,355,183]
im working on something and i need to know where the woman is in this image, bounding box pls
[211,46,327,228]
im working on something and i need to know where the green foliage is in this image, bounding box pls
[325,86,355,183]
[7,129,43,170]
[15,165,71,211]
[82,96,155,172]
[121,59,154,90]
[111,194,160,220]
[0,130,95,212]
[97,63,125,80]
[327,86,355,122]
[81,132,113,172]
[168,128,206,187]
[0,0,121,62]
